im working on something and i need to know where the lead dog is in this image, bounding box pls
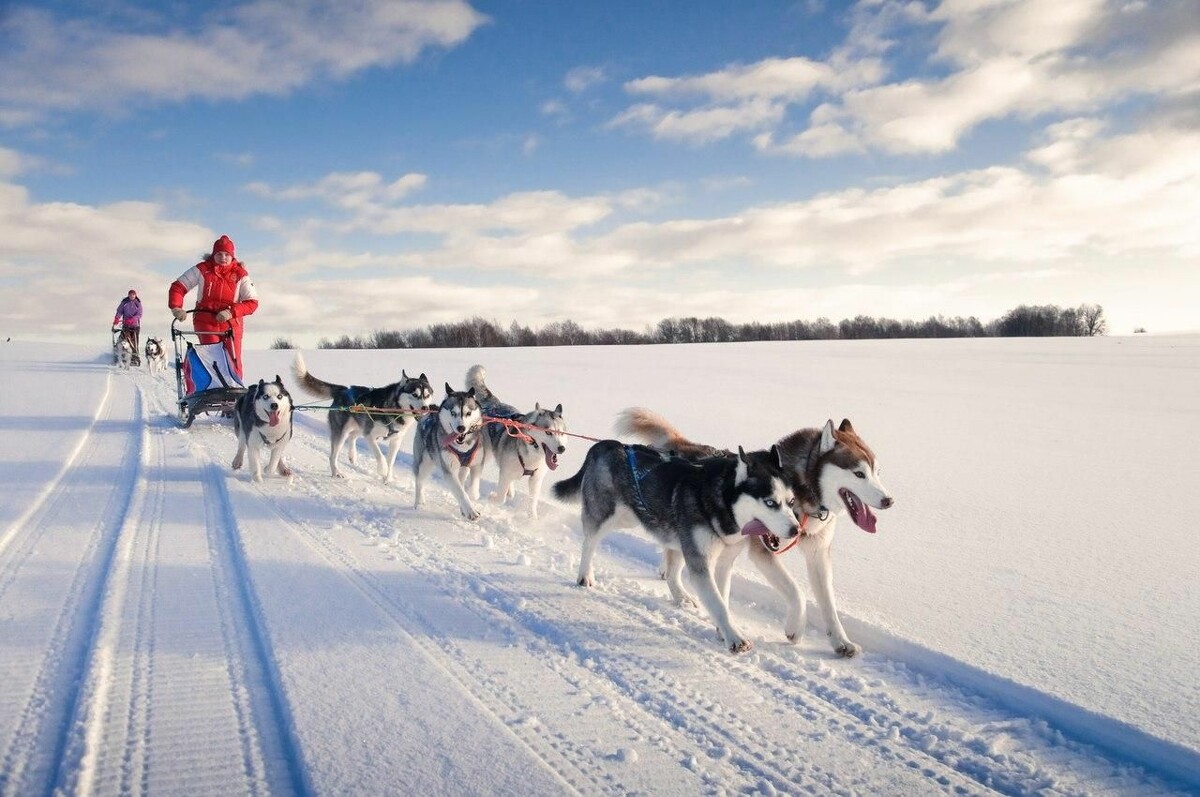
[413,384,487,521]
[465,365,566,519]
[617,408,894,656]
[144,337,166,373]
[232,376,294,482]
[292,353,434,483]
[553,439,801,653]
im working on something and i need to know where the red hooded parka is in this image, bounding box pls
[168,235,259,379]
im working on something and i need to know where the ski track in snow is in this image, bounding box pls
[0,364,1195,796]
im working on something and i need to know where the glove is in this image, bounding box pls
[171,307,188,321]
[215,309,233,322]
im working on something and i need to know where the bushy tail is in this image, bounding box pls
[465,364,494,402]
[291,352,342,399]
[615,407,728,458]
[552,464,586,503]
[615,407,688,449]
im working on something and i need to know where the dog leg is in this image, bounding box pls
[382,433,404,484]
[441,459,480,521]
[247,437,264,483]
[232,438,246,470]
[684,548,751,653]
[747,542,806,643]
[369,434,388,479]
[713,544,742,606]
[329,422,355,478]
[526,468,546,519]
[662,548,696,607]
[412,450,434,509]
[275,453,293,478]
[804,540,859,657]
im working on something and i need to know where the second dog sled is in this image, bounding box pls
[171,311,246,428]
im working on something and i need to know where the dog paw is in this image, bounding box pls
[461,507,480,522]
[728,638,753,654]
[577,575,594,588]
[231,457,243,470]
[277,464,293,477]
[252,473,264,483]
[833,640,861,658]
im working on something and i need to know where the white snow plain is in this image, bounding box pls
[0,335,1196,795]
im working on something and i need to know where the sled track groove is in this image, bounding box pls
[0,382,142,797]
[199,461,314,797]
[247,497,599,796]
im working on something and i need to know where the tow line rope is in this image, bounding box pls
[291,402,605,444]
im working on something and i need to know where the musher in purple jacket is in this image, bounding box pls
[113,289,143,365]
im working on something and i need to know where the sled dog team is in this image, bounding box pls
[231,354,895,655]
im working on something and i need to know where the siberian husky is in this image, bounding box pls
[143,337,166,373]
[292,352,435,483]
[413,384,487,521]
[231,376,294,482]
[116,337,134,370]
[617,408,894,656]
[553,440,801,653]
[465,365,566,518]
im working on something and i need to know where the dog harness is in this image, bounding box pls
[625,446,655,512]
[445,433,482,467]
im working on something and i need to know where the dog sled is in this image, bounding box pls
[111,326,123,364]
[171,311,246,427]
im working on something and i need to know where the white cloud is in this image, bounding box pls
[0,1,488,123]
[247,172,429,210]
[564,66,607,93]
[611,0,1200,156]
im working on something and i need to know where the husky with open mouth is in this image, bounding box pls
[143,337,166,373]
[616,408,894,656]
[553,439,800,653]
[465,365,566,519]
[413,384,487,521]
[231,376,294,482]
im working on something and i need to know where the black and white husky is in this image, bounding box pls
[617,408,894,656]
[231,376,294,482]
[143,337,166,373]
[116,337,134,370]
[413,384,487,521]
[292,353,434,483]
[465,365,566,519]
[553,440,801,653]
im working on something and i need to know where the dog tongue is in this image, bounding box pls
[851,502,878,533]
[741,518,770,537]
[543,443,559,470]
[268,410,280,427]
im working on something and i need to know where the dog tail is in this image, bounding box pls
[616,407,728,458]
[291,352,341,399]
[465,364,495,402]
[552,464,586,503]
[615,407,690,449]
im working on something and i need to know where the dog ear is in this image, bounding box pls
[445,382,453,396]
[466,387,476,398]
[275,374,282,384]
[820,420,837,454]
[838,418,855,433]
[769,444,783,469]
[258,379,266,388]
[402,369,408,380]
[554,403,563,415]
[420,373,427,381]
[737,445,748,463]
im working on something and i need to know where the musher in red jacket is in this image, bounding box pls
[168,235,259,380]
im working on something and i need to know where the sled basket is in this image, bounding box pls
[171,313,246,427]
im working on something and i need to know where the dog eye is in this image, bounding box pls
[854,470,865,479]
[764,499,778,508]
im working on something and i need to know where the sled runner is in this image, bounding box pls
[171,311,246,427]
[111,326,123,364]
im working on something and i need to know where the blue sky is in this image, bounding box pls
[2,0,1197,346]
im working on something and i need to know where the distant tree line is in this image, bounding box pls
[314,303,1107,350]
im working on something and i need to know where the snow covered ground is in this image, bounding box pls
[0,335,1196,796]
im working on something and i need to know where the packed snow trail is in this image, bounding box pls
[0,349,1195,795]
